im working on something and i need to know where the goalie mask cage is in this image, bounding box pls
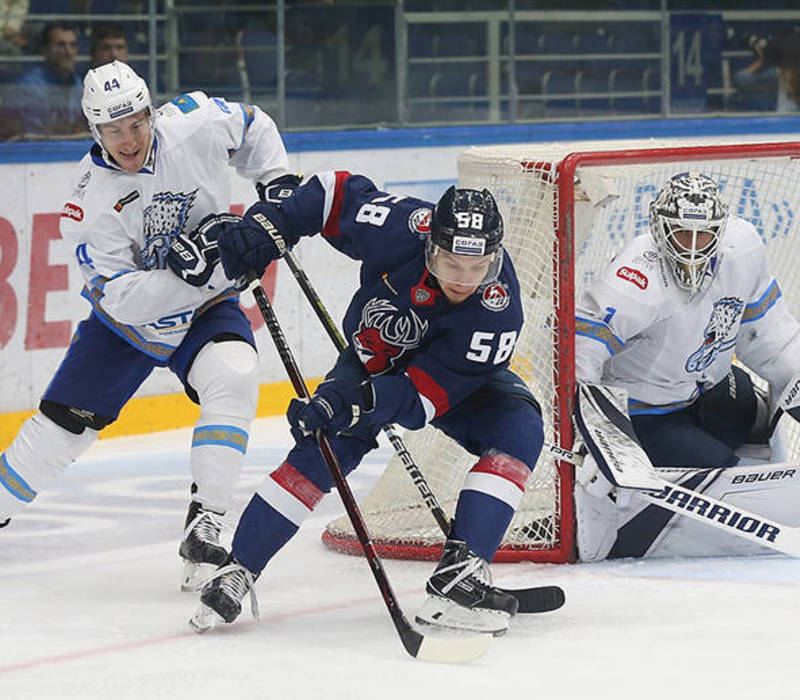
[322,138,800,563]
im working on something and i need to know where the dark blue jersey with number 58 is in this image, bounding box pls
[279,171,524,428]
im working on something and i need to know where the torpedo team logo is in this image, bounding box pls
[353,297,429,374]
[408,208,432,236]
[480,283,510,311]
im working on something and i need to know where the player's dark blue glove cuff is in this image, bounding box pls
[166,213,240,287]
[217,202,293,281]
[287,379,375,439]
[256,173,303,205]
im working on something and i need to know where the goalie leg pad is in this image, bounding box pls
[187,340,258,514]
[1,413,97,518]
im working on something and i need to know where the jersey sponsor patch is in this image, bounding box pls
[616,266,648,289]
[480,283,510,311]
[172,94,199,114]
[114,190,140,212]
[61,202,84,221]
[408,207,432,235]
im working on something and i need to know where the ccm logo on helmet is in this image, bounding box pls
[61,203,84,222]
[616,266,648,289]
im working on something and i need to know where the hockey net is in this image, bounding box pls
[323,138,800,563]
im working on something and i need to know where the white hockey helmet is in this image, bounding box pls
[82,60,153,145]
[649,172,728,293]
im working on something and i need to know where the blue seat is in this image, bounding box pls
[576,69,611,114]
[575,30,609,54]
[609,67,645,113]
[239,29,278,89]
[538,31,577,54]
[541,68,578,117]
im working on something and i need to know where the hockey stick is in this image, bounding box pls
[246,277,491,663]
[560,384,800,557]
[282,250,564,614]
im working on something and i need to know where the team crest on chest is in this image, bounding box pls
[142,189,198,269]
[685,296,744,373]
[480,283,510,311]
[353,297,429,374]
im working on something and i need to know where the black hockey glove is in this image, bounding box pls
[255,173,302,205]
[166,213,241,287]
[216,202,290,282]
[287,377,375,440]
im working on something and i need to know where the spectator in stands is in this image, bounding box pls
[90,23,129,68]
[0,0,27,59]
[11,21,86,138]
[733,28,800,113]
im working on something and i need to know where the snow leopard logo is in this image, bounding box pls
[685,296,744,373]
[142,189,198,269]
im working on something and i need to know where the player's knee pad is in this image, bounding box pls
[478,399,544,470]
[0,412,97,516]
[188,340,259,423]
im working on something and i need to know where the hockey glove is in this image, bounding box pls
[287,378,375,439]
[255,173,302,205]
[166,213,241,287]
[216,202,290,282]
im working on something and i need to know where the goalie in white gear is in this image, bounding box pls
[0,60,292,590]
[573,171,800,561]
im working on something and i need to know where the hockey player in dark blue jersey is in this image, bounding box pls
[186,172,545,636]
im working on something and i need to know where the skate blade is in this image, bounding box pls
[181,561,216,592]
[415,597,510,637]
[189,603,225,634]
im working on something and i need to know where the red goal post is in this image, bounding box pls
[322,138,800,563]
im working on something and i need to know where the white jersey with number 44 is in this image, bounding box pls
[58,91,289,361]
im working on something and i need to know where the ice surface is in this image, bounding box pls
[1,417,798,699]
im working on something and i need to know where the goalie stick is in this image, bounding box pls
[247,277,491,664]
[282,249,565,615]
[558,383,800,557]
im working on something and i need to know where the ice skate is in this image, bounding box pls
[179,500,228,591]
[415,539,519,637]
[189,557,259,633]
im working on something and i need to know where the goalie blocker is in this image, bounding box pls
[573,384,800,561]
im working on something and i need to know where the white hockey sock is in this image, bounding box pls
[0,413,97,519]
[187,340,258,513]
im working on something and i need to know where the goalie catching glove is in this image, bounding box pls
[287,376,375,439]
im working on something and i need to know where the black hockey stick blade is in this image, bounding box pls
[397,614,492,663]
[508,584,565,614]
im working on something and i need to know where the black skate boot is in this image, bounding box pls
[189,555,259,633]
[0,518,10,529]
[415,539,519,636]
[179,499,228,591]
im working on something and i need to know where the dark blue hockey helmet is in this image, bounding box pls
[426,186,504,286]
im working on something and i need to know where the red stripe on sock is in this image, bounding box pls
[270,461,324,509]
[469,454,529,491]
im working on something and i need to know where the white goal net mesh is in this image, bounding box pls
[323,138,800,562]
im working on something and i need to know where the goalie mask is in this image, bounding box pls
[649,172,728,293]
[82,60,154,163]
[425,185,504,288]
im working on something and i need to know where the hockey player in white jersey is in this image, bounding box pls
[574,171,800,560]
[0,60,293,588]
